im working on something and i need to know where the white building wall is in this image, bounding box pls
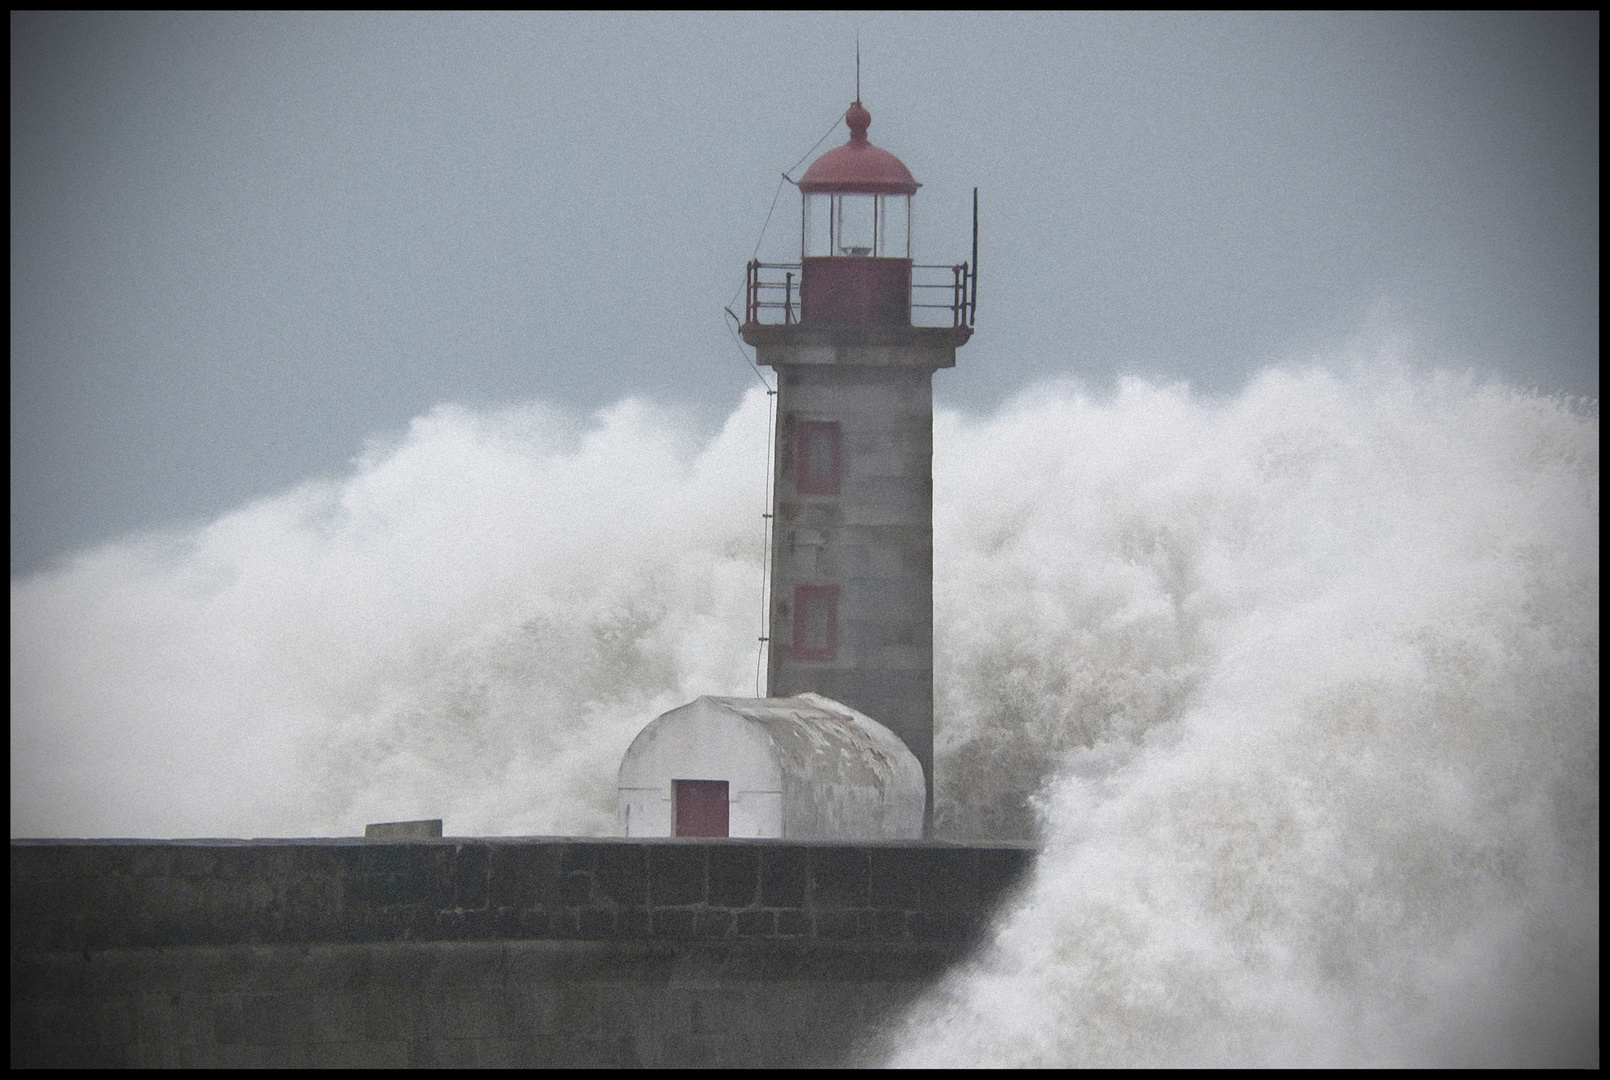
[619,694,925,841]
[617,698,785,839]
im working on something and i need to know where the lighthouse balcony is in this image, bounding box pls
[742,259,974,340]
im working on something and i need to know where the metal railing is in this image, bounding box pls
[744,260,976,329]
[745,261,801,325]
[911,262,975,329]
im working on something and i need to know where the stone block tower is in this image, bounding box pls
[742,99,974,832]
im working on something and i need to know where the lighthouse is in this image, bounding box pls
[617,98,971,840]
[742,99,975,833]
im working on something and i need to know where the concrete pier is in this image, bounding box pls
[11,836,1031,1067]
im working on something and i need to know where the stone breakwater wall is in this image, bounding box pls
[11,838,1033,1067]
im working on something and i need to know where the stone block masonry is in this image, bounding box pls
[11,838,1033,1067]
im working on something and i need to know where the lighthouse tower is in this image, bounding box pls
[742,100,974,832]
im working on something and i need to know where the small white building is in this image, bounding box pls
[617,692,925,840]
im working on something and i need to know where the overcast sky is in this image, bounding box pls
[10,11,1599,577]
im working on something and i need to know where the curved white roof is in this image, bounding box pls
[619,692,925,840]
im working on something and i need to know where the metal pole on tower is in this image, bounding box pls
[972,187,979,324]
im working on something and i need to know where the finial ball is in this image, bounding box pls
[846,101,871,141]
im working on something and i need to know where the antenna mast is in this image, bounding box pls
[856,34,861,100]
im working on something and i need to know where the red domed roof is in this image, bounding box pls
[797,101,919,196]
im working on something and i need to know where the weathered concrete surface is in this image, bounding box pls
[365,819,444,840]
[11,837,1032,1068]
[763,359,946,826]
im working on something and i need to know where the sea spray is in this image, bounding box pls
[10,348,1598,1064]
[894,360,1598,1066]
[11,394,773,838]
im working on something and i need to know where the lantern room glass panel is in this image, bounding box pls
[802,193,911,258]
[835,194,875,256]
[803,194,831,258]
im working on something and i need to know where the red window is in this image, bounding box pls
[792,420,841,495]
[791,583,839,662]
[674,779,729,837]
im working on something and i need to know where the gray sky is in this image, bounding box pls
[10,11,1599,577]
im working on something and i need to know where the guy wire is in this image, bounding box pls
[755,382,776,697]
[720,106,846,697]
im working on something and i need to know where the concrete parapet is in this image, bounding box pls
[365,819,444,840]
[11,838,1033,1067]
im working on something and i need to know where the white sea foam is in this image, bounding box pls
[11,395,772,838]
[9,340,1598,1064]
[899,356,1599,1067]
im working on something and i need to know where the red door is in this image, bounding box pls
[674,779,729,837]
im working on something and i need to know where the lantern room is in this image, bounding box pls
[742,98,974,335]
[797,100,919,327]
